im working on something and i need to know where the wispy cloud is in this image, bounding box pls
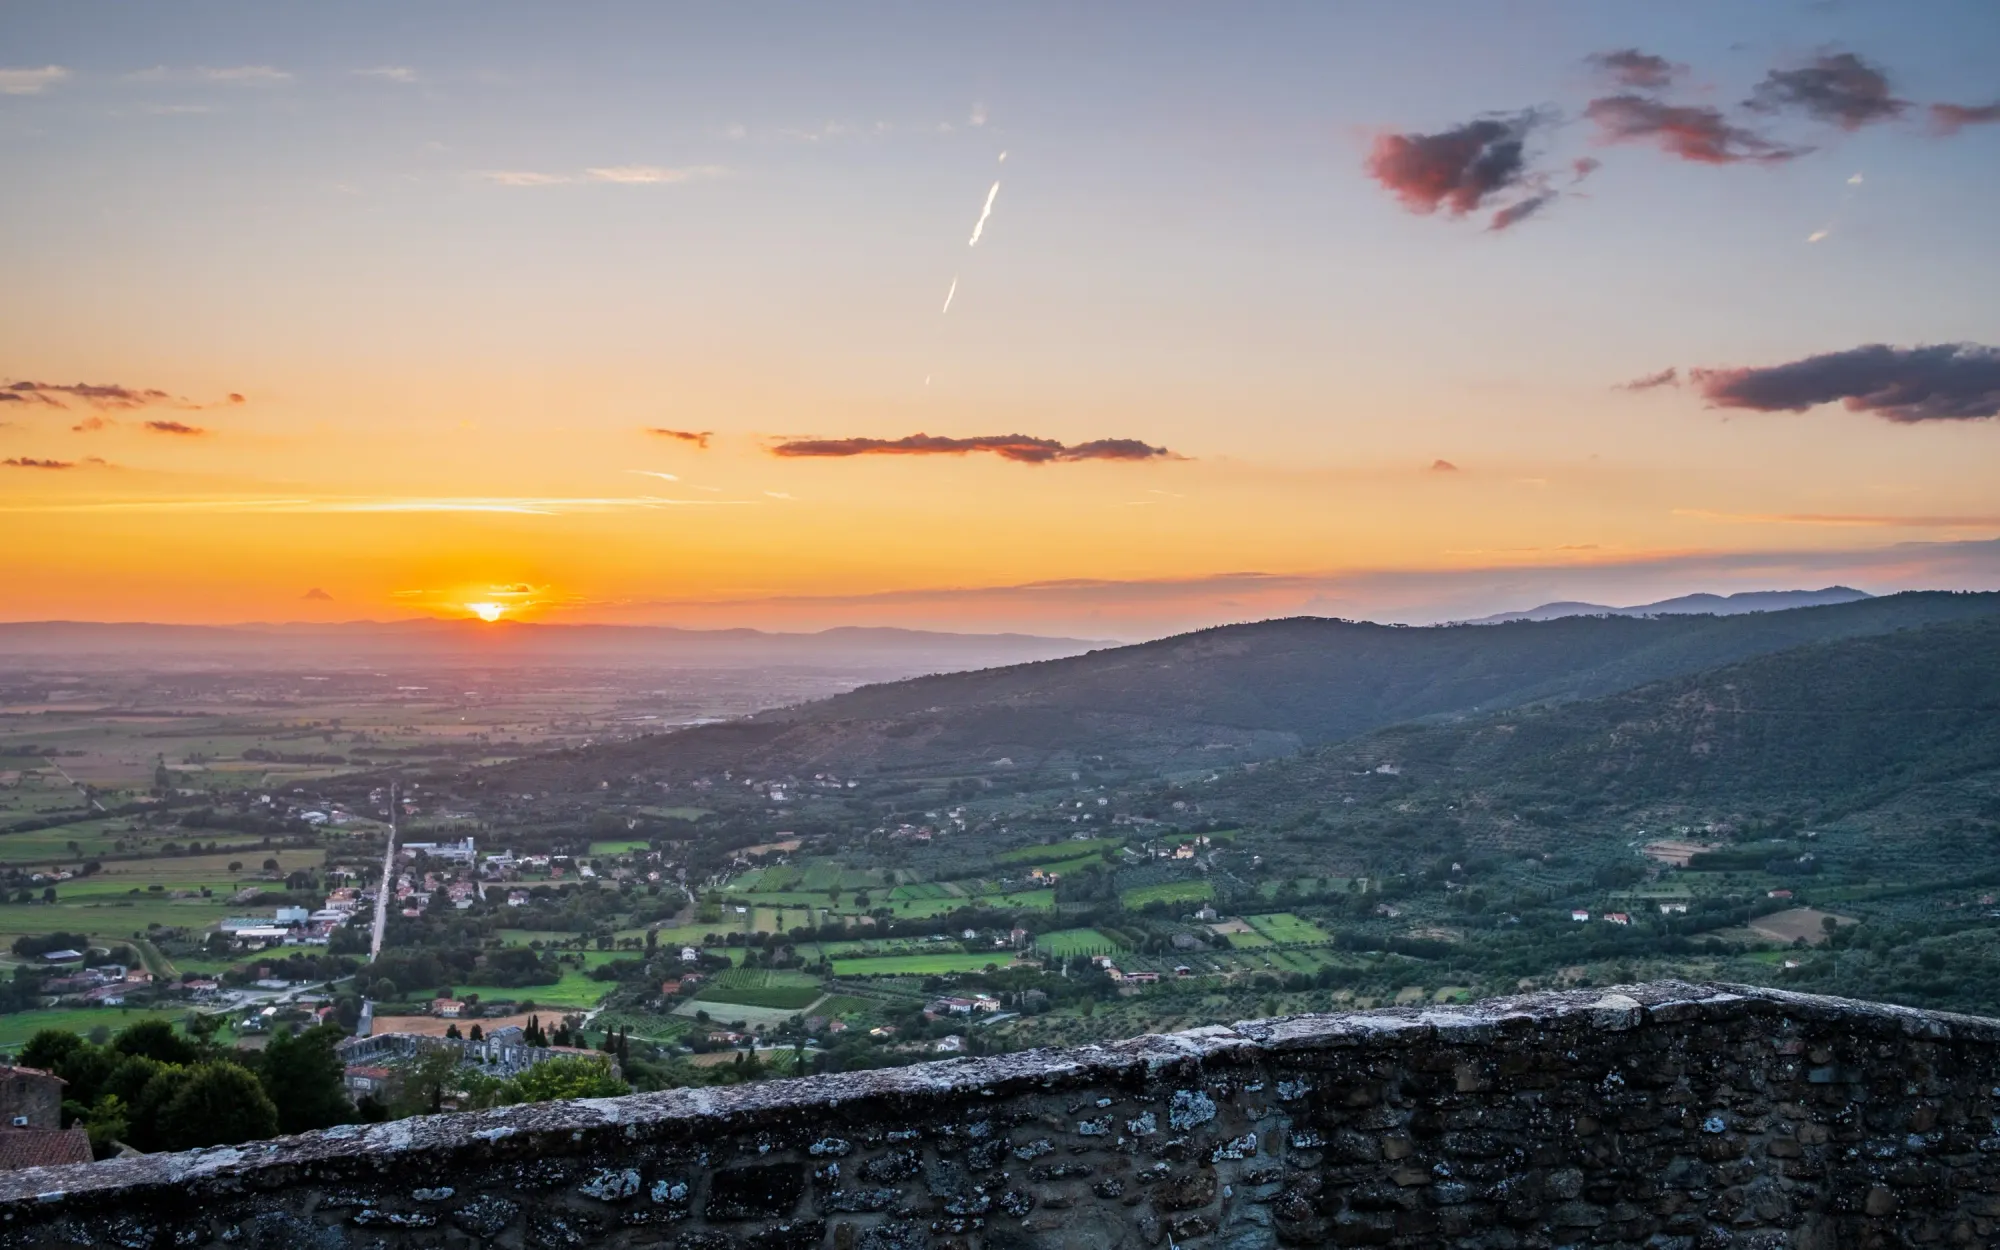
[2,457,82,470]
[3,380,242,413]
[140,102,214,116]
[0,495,755,516]
[353,66,417,84]
[1617,367,1680,391]
[644,428,712,448]
[626,470,679,482]
[768,433,1180,464]
[201,65,292,85]
[143,419,206,436]
[1690,343,2000,422]
[1677,509,2000,529]
[479,170,572,187]
[0,66,71,96]
[1931,100,2000,136]
[1586,96,1803,164]
[585,165,727,185]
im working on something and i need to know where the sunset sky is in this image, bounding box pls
[4,2,1998,637]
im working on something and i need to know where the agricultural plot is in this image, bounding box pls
[1244,913,1333,944]
[587,839,650,856]
[0,1006,187,1051]
[995,837,1122,864]
[830,952,1026,977]
[450,968,611,1011]
[1036,928,1126,957]
[694,984,823,1010]
[1120,880,1214,909]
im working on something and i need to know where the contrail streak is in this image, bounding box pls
[941,275,958,313]
[968,181,999,246]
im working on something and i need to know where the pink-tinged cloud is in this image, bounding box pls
[1365,113,1539,217]
[768,433,1179,464]
[1931,101,2000,136]
[1586,96,1803,164]
[645,427,713,448]
[1618,367,1680,391]
[1747,53,1907,131]
[1691,343,2000,423]
[1429,459,1459,473]
[143,419,206,436]
[1571,157,1601,183]
[1588,49,1682,90]
[72,415,115,432]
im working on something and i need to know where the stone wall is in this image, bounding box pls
[1,981,1998,1249]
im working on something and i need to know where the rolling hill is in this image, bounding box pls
[494,590,2000,785]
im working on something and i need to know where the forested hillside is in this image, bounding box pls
[492,591,2000,787]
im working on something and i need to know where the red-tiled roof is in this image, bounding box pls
[0,1127,92,1172]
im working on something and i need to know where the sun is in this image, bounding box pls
[466,602,505,622]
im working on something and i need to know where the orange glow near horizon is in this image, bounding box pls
[466,603,506,623]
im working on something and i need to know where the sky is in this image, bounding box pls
[3,1,1998,638]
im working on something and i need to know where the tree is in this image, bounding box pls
[81,1095,129,1157]
[262,858,280,872]
[256,1023,353,1135]
[502,1056,626,1104]
[155,1063,279,1150]
[468,1023,484,1041]
[112,1019,198,1066]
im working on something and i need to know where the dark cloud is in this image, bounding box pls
[1747,53,1907,130]
[143,419,206,436]
[1365,113,1541,216]
[645,427,712,448]
[1618,367,1680,391]
[301,587,334,601]
[1585,95,1804,164]
[1691,343,2000,422]
[2,457,76,469]
[3,381,174,410]
[1589,49,1682,90]
[1931,101,2000,137]
[768,433,1179,464]
[1488,191,1555,232]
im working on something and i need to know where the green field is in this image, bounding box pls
[588,839,650,855]
[831,952,1027,977]
[1244,912,1333,944]
[1036,928,1125,957]
[694,984,823,1010]
[1120,880,1215,909]
[0,1006,186,1051]
[995,837,1122,865]
[450,967,610,1010]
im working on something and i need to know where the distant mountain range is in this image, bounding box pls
[1456,584,1872,624]
[1460,586,1872,625]
[487,590,2000,786]
[0,620,1108,673]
